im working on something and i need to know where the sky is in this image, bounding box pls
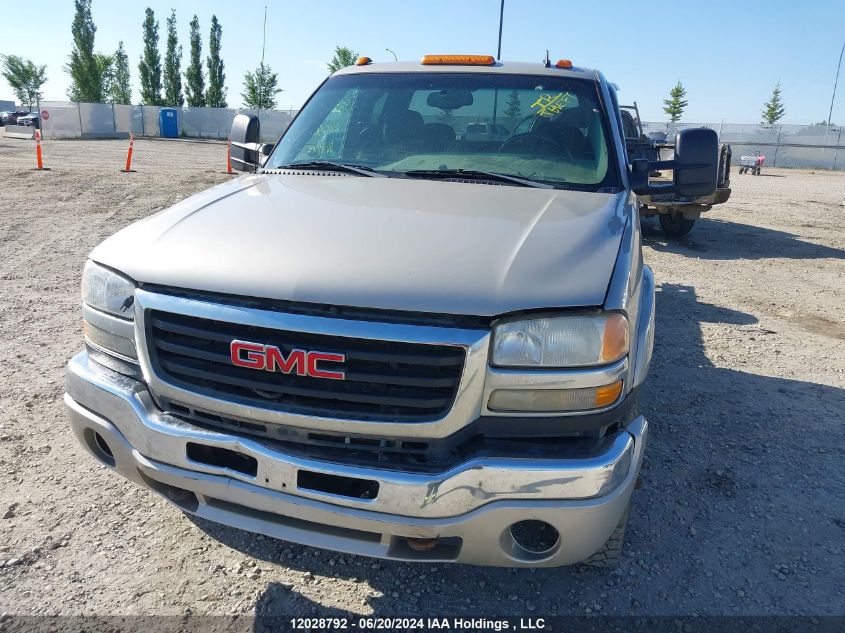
[1,0,844,124]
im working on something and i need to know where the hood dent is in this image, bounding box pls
[497,193,557,299]
[154,177,263,245]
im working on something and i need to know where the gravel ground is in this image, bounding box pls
[0,138,843,618]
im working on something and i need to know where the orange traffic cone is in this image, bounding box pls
[121,133,135,172]
[35,130,44,170]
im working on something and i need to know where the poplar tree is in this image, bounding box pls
[205,15,227,108]
[138,8,163,105]
[66,0,109,102]
[184,15,205,107]
[109,41,131,104]
[163,10,184,106]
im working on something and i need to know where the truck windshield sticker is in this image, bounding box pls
[530,92,577,117]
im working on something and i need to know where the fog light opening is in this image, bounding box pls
[84,428,116,467]
[406,537,438,552]
[504,520,561,562]
[94,432,114,458]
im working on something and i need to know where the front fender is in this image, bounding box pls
[631,265,655,389]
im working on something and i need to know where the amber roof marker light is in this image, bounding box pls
[355,57,373,66]
[556,59,573,69]
[421,55,496,66]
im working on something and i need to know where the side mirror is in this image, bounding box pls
[229,114,261,172]
[632,128,718,198]
[628,158,649,190]
[258,142,275,166]
[673,128,718,197]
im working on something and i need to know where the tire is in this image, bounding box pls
[659,212,696,237]
[581,502,631,568]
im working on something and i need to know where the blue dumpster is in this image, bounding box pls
[159,108,178,138]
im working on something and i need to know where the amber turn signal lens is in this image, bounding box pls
[488,382,625,412]
[421,54,496,66]
[601,314,629,363]
[594,381,624,408]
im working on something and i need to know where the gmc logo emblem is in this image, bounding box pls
[230,340,346,381]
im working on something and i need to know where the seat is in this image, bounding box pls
[382,110,426,147]
[422,123,455,152]
[532,118,594,160]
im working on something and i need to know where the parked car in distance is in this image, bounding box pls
[0,110,30,126]
[461,121,509,143]
[16,113,40,128]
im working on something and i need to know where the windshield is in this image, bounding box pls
[268,72,618,189]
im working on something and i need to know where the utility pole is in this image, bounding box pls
[258,5,268,121]
[823,40,845,157]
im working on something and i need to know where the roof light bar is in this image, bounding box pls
[421,54,496,66]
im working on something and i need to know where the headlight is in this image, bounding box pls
[81,261,138,369]
[492,313,628,368]
[81,260,136,318]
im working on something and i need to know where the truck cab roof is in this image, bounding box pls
[333,59,598,80]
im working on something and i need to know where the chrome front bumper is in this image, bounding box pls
[65,352,648,567]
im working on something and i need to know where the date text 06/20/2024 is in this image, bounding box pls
[288,617,546,630]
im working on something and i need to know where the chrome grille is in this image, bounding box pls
[147,310,466,421]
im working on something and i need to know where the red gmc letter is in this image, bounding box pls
[230,340,266,370]
[307,352,346,380]
[265,347,307,375]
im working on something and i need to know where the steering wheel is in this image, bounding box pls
[355,126,407,159]
[498,133,573,158]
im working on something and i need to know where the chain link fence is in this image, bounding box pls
[642,121,844,170]
[29,101,845,170]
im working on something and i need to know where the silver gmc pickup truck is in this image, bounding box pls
[65,55,718,567]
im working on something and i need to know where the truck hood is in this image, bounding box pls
[91,174,627,316]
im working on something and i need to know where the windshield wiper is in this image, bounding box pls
[403,169,553,189]
[276,160,385,177]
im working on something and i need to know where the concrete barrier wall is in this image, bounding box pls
[113,104,144,136]
[39,101,297,143]
[1,125,36,139]
[40,102,82,138]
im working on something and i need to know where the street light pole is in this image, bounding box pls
[385,48,398,62]
[823,40,845,153]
